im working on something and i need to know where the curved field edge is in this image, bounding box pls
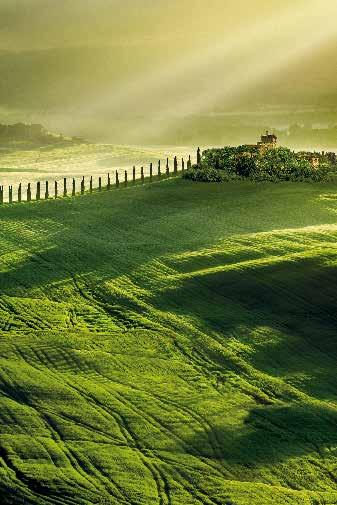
[0,178,337,504]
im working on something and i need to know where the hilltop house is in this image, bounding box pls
[242,131,278,153]
[257,131,277,149]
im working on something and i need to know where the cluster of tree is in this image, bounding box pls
[183,146,333,183]
[0,123,87,146]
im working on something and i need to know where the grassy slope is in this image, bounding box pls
[1,178,337,504]
[0,143,192,179]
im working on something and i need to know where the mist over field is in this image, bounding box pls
[0,0,337,145]
[3,3,337,505]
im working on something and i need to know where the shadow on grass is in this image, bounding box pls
[153,255,337,400]
[187,402,337,465]
[1,181,337,485]
[1,179,337,293]
[1,183,337,402]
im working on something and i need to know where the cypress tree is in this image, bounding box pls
[55,181,58,199]
[174,156,178,174]
[107,173,111,190]
[63,178,67,197]
[133,166,136,184]
[197,147,201,165]
[158,160,161,178]
[187,155,192,169]
[45,181,49,200]
[141,167,144,184]
[182,158,185,171]
[18,183,22,203]
[166,158,169,176]
[98,177,102,192]
[116,170,119,188]
[27,183,32,202]
[150,162,153,181]
[90,176,93,193]
[124,170,128,186]
[81,177,85,195]
[72,178,76,197]
[0,186,3,205]
[36,182,41,201]
[9,186,12,204]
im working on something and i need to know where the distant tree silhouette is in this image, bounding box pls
[36,182,41,201]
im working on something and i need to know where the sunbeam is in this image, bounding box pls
[78,0,337,140]
[1,0,337,143]
[129,0,337,140]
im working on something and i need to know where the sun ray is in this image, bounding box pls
[122,0,337,140]
[77,0,336,128]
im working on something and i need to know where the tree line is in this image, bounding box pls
[183,146,335,183]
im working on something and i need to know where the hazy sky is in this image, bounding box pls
[0,1,297,50]
[1,0,337,143]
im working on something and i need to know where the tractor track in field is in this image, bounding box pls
[23,335,232,483]
[0,379,118,504]
[59,377,170,505]
[0,347,235,505]
[0,297,49,331]
[0,351,132,503]
[50,273,255,484]
[154,455,223,505]
[0,271,275,504]
[70,273,229,381]
[43,391,135,504]
[0,443,78,505]
[88,365,234,479]
[66,380,172,505]
[42,412,124,503]
[73,372,233,499]
[4,186,337,503]
[61,370,228,505]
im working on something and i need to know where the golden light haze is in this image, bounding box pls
[0,1,298,50]
[0,0,337,144]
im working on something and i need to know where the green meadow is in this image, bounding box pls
[1,175,337,504]
[0,144,193,194]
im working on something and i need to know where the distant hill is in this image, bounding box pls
[0,122,87,146]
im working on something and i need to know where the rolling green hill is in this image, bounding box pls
[1,177,337,504]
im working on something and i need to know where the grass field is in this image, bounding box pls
[0,143,193,201]
[1,176,337,504]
